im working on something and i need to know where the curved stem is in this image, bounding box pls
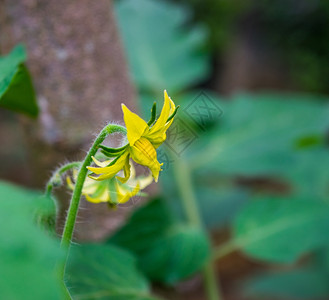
[60,124,127,249]
[46,162,81,197]
[173,158,201,226]
[212,240,238,261]
[173,158,223,300]
[203,263,221,300]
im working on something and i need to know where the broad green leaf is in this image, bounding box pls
[0,45,38,117]
[320,248,329,272]
[160,166,249,229]
[0,181,63,300]
[138,225,210,284]
[233,197,329,263]
[65,244,158,300]
[195,186,249,229]
[110,198,174,253]
[109,198,210,284]
[311,247,329,278]
[283,148,329,200]
[189,93,329,177]
[244,268,329,299]
[115,0,210,93]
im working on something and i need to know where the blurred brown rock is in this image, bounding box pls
[0,0,137,241]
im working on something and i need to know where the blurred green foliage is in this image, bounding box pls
[0,45,38,117]
[0,181,62,300]
[115,0,329,298]
[161,93,329,229]
[188,93,329,177]
[109,198,211,284]
[173,0,249,51]
[115,0,210,99]
[65,244,157,300]
[2,0,329,299]
[234,197,329,263]
[244,267,329,300]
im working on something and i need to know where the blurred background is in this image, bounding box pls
[1,0,329,299]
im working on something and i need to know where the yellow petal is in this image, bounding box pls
[87,151,129,180]
[130,137,162,182]
[147,132,167,148]
[124,165,153,191]
[81,180,100,194]
[138,172,154,189]
[67,171,101,195]
[84,181,110,203]
[129,160,136,179]
[147,90,171,136]
[85,192,108,203]
[72,169,78,178]
[84,194,100,203]
[91,156,112,168]
[66,176,75,191]
[164,97,176,130]
[116,182,140,204]
[116,155,131,184]
[168,95,176,115]
[122,104,148,146]
[146,90,176,147]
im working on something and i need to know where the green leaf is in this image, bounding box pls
[189,93,329,177]
[0,181,63,300]
[0,45,38,117]
[244,268,329,299]
[115,0,210,93]
[109,199,210,284]
[233,197,329,263]
[138,225,210,284]
[195,186,249,229]
[160,166,250,229]
[65,244,158,300]
[109,198,174,253]
[282,148,329,201]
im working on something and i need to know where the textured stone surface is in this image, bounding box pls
[1,0,136,145]
[0,0,138,240]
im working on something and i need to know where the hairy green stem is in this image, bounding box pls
[60,124,127,249]
[59,124,127,296]
[46,162,81,197]
[173,159,223,300]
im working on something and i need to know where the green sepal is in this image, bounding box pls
[108,178,118,205]
[147,102,157,126]
[99,144,127,158]
[166,105,180,123]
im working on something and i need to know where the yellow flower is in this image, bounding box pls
[87,90,177,182]
[67,161,153,205]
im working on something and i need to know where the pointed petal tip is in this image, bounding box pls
[121,103,129,113]
[87,174,100,181]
